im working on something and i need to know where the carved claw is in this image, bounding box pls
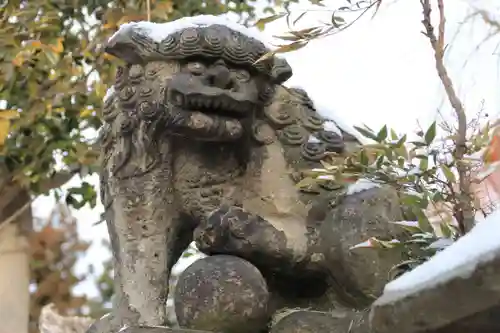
[195,205,286,262]
[194,205,324,278]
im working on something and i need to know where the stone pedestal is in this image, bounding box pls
[120,327,213,333]
[270,310,369,333]
[370,211,500,333]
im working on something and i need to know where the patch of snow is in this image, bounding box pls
[346,178,381,195]
[283,83,369,144]
[322,120,343,137]
[383,208,500,300]
[391,220,420,228]
[310,97,371,145]
[350,238,400,250]
[308,135,320,143]
[426,238,454,250]
[408,166,421,175]
[350,239,374,249]
[118,325,129,333]
[104,85,115,102]
[108,15,271,48]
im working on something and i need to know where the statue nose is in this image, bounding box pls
[207,65,232,89]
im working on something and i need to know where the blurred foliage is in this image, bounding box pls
[0,0,298,210]
[28,203,90,333]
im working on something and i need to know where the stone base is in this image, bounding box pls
[120,327,213,333]
[427,304,500,333]
[370,212,500,333]
[270,309,369,333]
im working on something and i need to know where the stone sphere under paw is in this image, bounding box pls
[174,255,270,333]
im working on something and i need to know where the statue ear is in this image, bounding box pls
[270,57,293,84]
[105,26,153,64]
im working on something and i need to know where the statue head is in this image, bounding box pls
[103,16,293,143]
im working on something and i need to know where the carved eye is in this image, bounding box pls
[187,62,206,75]
[233,69,250,82]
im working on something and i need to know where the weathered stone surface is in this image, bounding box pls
[97,14,403,333]
[195,204,327,281]
[174,255,270,333]
[120,326,213,333]
[319,185,405,308]
[270,309,369,333]
[371,256,500,333]
[370,210,500,333]
[195,185,405,311]
[429,305,500,333]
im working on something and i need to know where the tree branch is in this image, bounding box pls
[420,0,474,233]
[0,201,31,234]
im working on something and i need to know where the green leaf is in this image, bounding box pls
[376,125,388,142]
[254,13,287,31]
[359,150,369,166]
[354,125,378,141]
[419,157,428,171]
[441,165,456,183]
[439,223,452,238]
[396,134,407,147]
[414,209,433,233]
[331,15,346,28]
[390,128,398,141]
[425,121,437,145]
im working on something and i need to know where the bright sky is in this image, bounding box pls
[32,0,500,300]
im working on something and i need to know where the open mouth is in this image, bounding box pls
[169,90,254,120]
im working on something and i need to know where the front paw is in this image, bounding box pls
[194,205,286,258]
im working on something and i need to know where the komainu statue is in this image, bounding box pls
[91,15,405,333]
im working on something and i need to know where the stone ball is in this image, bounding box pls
[319,185,406,307]
[174,255,270,333]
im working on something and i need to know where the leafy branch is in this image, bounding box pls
[254,0,383,60]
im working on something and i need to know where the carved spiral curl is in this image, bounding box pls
[223,31,249,65]
[118,86,137,108]
[114,66,128,88]
[139,84,154,98]
[137,101,160,121]
[102,93,120,122]
[301,142,327,161]
[158,34,180,56]
[303,112,324,131]
[202,26,224,57]
[128,65,144,84]
[145,64,162,80]
[264,102,295,127]
[252,120,276,145]
[180,28,202,56]
[317,130,345,153]
[279,124,308,145]
[116,113,136,134]
[106,23,292,84]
